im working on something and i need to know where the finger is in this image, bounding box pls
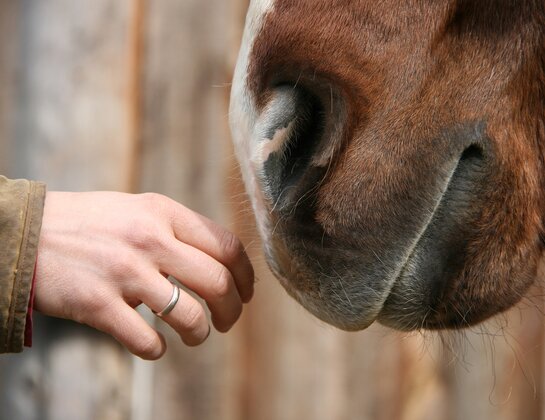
[136,273,211,346]
[91,300,166,360]
[159,240,243,333]
[168,205,254,303]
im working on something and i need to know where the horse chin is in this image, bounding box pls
[263,245,380,331]
[261,234,534,333]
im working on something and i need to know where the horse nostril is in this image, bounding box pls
[259,85,327,210]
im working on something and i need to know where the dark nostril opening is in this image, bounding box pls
[262,85,327,208]
[279,87,326,183]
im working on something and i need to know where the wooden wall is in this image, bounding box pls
[0,1,544,419]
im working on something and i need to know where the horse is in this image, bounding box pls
[229,0,545,332]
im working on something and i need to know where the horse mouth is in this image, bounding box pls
[243,82,499,331]
[378,145,488,330]
[261,143,489,332]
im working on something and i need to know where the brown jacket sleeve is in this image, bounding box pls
[0,176,45,353]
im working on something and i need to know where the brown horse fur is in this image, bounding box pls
[230,0,545,331]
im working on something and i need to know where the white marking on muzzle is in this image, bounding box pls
[229,0,276,243]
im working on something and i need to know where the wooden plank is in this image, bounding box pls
[138,0,231,220]
[9,0,138,192]
[0,318,132,420]
[0,1,22,174]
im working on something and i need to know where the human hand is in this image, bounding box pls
[34,191,254,360]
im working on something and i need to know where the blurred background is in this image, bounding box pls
[0,1,544,419]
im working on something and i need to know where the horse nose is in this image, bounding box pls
[255,84,346,211]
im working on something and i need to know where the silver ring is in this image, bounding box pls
[154,284,180,318]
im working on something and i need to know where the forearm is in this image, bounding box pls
[0,176,45,353]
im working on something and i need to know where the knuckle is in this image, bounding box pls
[134,333,162,360]
[212,267,233,299]
[140,193,174,220]
[181,301,206,333]
[124,219,167,252]
[219,231,244,265]
[141,192,167,209]
[182,326,210,347]
[120,194,174,252]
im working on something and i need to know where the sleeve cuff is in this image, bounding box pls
[2,180,46,353]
